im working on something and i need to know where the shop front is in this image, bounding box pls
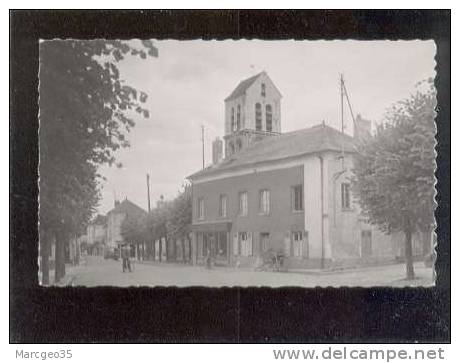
[191,221,232,266]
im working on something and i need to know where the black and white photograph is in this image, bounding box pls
[38,39,437,288]
[9,9,450,346]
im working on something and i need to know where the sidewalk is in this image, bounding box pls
[136,259,193,268]
[39,257,88,286]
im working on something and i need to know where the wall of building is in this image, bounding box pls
[87,224,106,245]
[303,155,330,264]
[192,150,430,269]
[192,165,304,267]
[106,212,126,248]
[326,151,427,266]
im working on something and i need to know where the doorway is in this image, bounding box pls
[259,233,270,255]
[203,231,229,265]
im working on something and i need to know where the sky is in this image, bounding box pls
[97,40,436,214]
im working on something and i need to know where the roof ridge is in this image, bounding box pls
[188,124,356,180]
[224,72,264,101]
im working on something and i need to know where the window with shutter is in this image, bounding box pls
[219,194,227,217]
[259,189,270,215]
[197,197,204,220]
[291,185,303,212]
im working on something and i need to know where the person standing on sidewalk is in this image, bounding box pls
[121,244,131,272]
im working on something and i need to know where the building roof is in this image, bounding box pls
[188,124,357,180]
[107,198,147,217]
[224,72,263,101]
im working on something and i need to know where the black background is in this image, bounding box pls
[10,10,450,343]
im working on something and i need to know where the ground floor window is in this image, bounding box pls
[200,232,229,259]
[291,231,309,258]
[239,232,252,256]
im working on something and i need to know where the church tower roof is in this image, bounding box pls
[224,72,263,101]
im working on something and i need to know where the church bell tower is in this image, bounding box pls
[223,71,282,158]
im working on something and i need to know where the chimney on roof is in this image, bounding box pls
[114,200,120,207]
[354,114,372,140]
[212,137,223,164]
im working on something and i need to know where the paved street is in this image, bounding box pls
[65,255,434,287]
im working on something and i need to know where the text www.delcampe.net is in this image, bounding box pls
[273,347,446,361]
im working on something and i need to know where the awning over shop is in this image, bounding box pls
[191,221,232,233]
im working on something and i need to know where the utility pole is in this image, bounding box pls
[341,74,357,128]
[340,73,345,134]
[146,173,151,213]
[201,124,205,170]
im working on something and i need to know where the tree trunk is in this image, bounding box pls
[75,235,80,265]
[422,229,432,256]
[54,229,66,284]
[159,239,162,262]
[181,238,186,263]
[404,228,415,280]
[40,229,50,285]
[165,236,169,261]
[188,236,192,263]
[173,238,177,262]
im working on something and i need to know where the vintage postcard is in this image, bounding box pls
[38,39,437,288]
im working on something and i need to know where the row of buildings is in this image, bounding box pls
[85,198,148,257]
[187,71,433,269]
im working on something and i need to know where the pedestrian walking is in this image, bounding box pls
[205,248,212,269]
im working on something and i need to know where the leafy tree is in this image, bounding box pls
[145,201,171,262]
[166,184,192,262]
[352,79,436,280]
[39,40,158,283]
[120,214,148,257]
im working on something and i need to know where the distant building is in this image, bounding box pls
[86,214,107,256]
[106,198,147,249]
[188,72,429,269]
